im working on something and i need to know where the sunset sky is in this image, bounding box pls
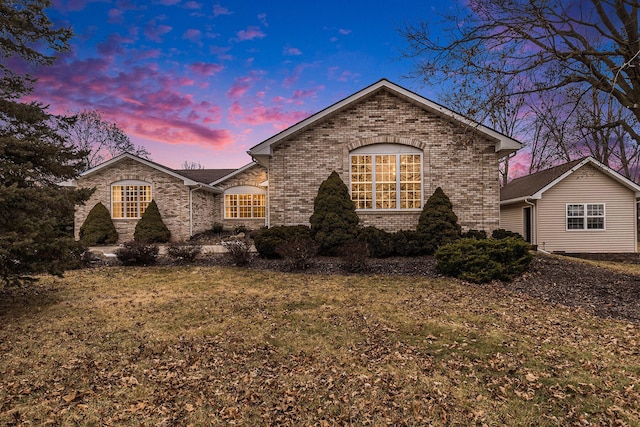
[30,1,504,170]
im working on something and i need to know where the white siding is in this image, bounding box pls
[500,202,527,236]
[536,164,637,253]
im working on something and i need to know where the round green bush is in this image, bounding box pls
[435,237,532,283]
[357,226,395,258]
[254,225,311,258]
[393,230,426,257]
[134,200,171,243]
[79,202,118,245]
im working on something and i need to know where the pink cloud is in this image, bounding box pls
[184,1,201,9]
[338,28,352,35]
[283,46,302,56]
[229,101,309,129]
[328,67,360,82]
[144,19,172,42]
[213,4,232,16]
[189,62,223,75]
[182,28,202,44]
[258,13,268,27]
[158,0,180,4]
[107,9,124,24]
[96,33,132,57]
[236,26,266,41]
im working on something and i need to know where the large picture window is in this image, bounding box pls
[111,181,152,219]
[566,203,605,230]
[224,186,266,219]
[350,144,422,210]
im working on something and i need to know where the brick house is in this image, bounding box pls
[67,79,521,242]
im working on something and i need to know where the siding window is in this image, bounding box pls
[350,146,422,210]
[567,203,605,230]
[225,193,266,218]
[111,182,151,219]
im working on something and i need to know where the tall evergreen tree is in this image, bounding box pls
[134,200,171,243]
[416,187,461,254]
[310,171,359,255]
[1,0,92,287]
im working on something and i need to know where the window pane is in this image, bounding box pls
[567,205,584,217]
[112,186,124,218]
[587,217,604,229]
[567,217,584,229]
[399,154,421,209]
[225,194,238,218]
[587,204,604,216]
[351,155,373,209]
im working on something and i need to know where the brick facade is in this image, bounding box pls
[215,164,268,230]
[74,158,216,242]
[266,89,501,232]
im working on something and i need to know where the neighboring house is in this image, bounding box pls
[500,157,640,253]
[67,79,522,242]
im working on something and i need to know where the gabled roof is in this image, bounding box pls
[247,78,522,161]
[65,153,225,193]
[174,168,236,184]
[501,156,640,204]
[209,162,261,186]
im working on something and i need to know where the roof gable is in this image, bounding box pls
[501,157,640,203]
[247,79,522,160]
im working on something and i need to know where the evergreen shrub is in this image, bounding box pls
[461,229,487,240]
[115,241,159,266]
[417,187,461,254]
[491,228,524,240]
[435,237,532,283]
[393,230,426,257]
[310,171,359,255]
[254,225,311,259]
[357,226,395,258]
[134,200,171,243]
[338,240,369,273]
[79,202,118,246]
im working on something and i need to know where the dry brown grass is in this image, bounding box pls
[1,266,639,426]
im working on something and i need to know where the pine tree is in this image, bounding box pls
[79,203,118,245]
[416,187,461,254]
[310,171,359,255]
[134,200,171,243]
[1,0,92,287]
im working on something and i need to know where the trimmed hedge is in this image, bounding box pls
[79,202,118,246]
[435,237,532,283]
[357,226,395,258]
[254,225,311,259]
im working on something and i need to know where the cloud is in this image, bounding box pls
[338,28,352,35]
[327,67,360,82]
[144,19,173,42]
[182,28,202,45]
[226,76,254,99]
[213,4,232,16]
[107,8,124,24]
[236,26,266,41]
[157,0,181,4]
[229,101,309,130]
[183,1,201,9]
[283,46,302,56]
[96,33,131,57]
[258,13,268,27]
[189,61,223,75]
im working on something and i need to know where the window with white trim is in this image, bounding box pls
[224,186,266,219]
[111,181,152,219]
[350,144,422,210]
[566,203,605,230]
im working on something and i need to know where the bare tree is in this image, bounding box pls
[180,161,205,170]
[61,110,150,168]
[401,0,640,179]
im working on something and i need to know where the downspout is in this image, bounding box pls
[266,165,271,228]
[189,187,193,238]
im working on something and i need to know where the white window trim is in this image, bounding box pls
[111,180,152,220]
[224,186,267,219]
[349,144,423,212]
[565,203,606,231]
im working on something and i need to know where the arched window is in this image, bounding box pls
[350,144,422,210]
[224,186,266,219]
[111,180,152,219]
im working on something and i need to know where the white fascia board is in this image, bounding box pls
[209,162,258,186]
[247,79,522,158]
[500,195,541,206]
[189,183,223,194]
[79,153,199,186]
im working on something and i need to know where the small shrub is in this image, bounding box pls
[211,222,224,234]
[234,224,249,235]
[393,230,426,257]
[254,225,311,259]
[167,241,202,264]
[310,171,359,255]
[275,237,319,271]
[222,237,252,266]
[461,229,488,240]
[134,200,171,243]
[435,237,532,283]
[417,187,461,254]
[357,226,395,258]
[79,202,118,246]
[115,241,159,266]
[491,228,524,240]
[338,240,369,273]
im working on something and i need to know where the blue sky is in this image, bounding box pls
[35,0,451,168]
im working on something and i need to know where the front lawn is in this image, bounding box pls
[1,266,639,425]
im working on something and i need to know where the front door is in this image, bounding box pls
[523,207,532,243]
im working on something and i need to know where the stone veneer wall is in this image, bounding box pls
[215,164,268,231]
[267,89,501,232]
[74,158,196,242]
